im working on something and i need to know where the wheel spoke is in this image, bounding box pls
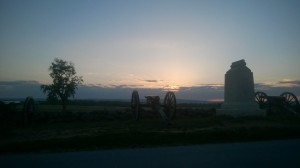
[280,92,299,112]
[287,94,291,102]
[164,92,176,120]
[255,92,268,107]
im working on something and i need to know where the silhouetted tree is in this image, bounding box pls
[41,58,83,111]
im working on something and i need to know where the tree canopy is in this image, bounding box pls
[41,58,83,111]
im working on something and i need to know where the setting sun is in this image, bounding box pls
[0,0,299,100]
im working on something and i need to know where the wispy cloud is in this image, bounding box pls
[138,79,164,83]
[255,80,300,89]
[277,80,300,86]
[83,83,144,89]
[197,83,224,88]
[144,80,158,83]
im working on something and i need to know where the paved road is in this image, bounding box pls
[1,139,300,168]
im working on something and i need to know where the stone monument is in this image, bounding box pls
[217,59,265,117]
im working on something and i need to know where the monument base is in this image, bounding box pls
[217,102,266,117]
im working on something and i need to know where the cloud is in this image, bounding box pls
[0,81,40,85]
[0,81,44,99]
[254,81,300,97]
[176,86,224,101]
[138,79,164,83]
[197,83,224,87]
[277,80,300,86]
[104,84,144,88]
[255,80,300,88]
[144,80,158,83]
[0,84,13,90]
[78,84,223,101]
[0,80,299,101]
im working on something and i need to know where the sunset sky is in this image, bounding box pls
[0,0,300,100]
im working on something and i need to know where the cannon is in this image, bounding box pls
[255,91,299,115]
[131,90,176,121]
[0,96,36,125]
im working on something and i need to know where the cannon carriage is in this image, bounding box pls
[0,96,36,125]
[131,90,176,121]
[255,91,299,115]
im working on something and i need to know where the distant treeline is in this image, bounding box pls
[177,102,221,108]
[38,99,222,107]
[1,98,222,107]
[38,99,131,107]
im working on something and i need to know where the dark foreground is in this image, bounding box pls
[2,114,300,153]
[1,139,300,168]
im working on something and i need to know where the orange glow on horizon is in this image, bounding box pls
[162,84,180,92]
[208,99,224,102]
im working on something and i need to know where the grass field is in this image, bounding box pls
[1,103,300,154]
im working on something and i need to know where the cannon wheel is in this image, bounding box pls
[255,91,268,108]
[23,96,35,125]
[280,92,299,113]
[131,90,140,121]
[164,91,176,120]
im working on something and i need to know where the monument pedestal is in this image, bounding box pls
[217,59,265,117]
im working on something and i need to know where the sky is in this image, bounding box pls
[0,0,300,101]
